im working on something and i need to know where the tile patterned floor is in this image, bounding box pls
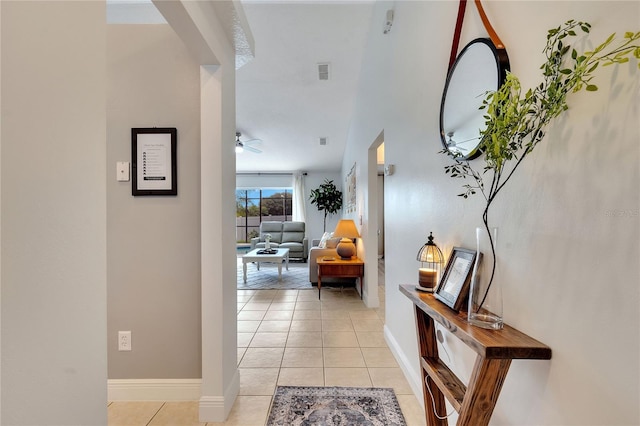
[108,263,426,426]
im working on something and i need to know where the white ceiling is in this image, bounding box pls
[107,0,375,173]
[236,1,374,173]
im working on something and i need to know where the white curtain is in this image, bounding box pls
[292,172,306,223]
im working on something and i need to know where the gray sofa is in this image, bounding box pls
[250,221,308,260]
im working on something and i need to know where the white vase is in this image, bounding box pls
[265,240,271,250]
[468,226,503,330]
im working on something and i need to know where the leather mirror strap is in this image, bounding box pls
[474,0,505,49]
[448,0,468,71]
[448,0,506,72]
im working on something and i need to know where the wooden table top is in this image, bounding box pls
[317,256,364,265]
[400,284,551,360]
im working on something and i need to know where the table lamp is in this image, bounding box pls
[416,232,444,292]
[333,219,360,259]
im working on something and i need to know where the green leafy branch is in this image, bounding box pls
[441,21,639,311]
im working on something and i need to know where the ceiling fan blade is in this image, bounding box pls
[244,145,262,154]
[243,138,262,145]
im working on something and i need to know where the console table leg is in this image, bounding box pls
[414,307,448,426]
[457,357,511,426]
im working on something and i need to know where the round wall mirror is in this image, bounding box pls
[440,38,510,160]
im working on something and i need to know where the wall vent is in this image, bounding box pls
[318,63,330,80]
[319,137,327,146]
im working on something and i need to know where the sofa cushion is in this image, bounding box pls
[283,221,305,232]
[326,237,340,249]
[260,221,283,243]
[281,221,305,245]
[280,242,303,252]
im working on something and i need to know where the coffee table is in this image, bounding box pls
[242,248,290,283]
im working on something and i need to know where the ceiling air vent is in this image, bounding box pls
[318,63,330,81]
[319,137,327,146]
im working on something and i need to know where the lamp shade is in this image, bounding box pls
[333,219,360,239]
[333,219,360,259]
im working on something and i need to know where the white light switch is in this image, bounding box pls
[117,161,130,182]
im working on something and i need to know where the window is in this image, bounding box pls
[236,188,293,243]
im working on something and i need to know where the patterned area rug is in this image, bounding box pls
[237,257,313,290]
[267,386,407,426]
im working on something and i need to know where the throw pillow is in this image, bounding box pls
[326,237,340,249]
[318,232,333,248]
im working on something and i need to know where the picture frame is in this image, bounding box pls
[132,128,177,196]
[346,162,356,213]
[434,247,478,311]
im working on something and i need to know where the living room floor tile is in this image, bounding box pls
[263,310,294,321]
[277,368,325,387]
[282,347,324,368]
[249,332,288,347]
[238,347,284,368]
[241,302,271,311]
[108,401,163,426]
[322,331,359,347]
[237,310,266,321]
[295,301,322,310]
[286,331,323,347]
[268,302,296,311]
[396,394,427,426]
[208,395,271,426]
[355,331,387,347]
[324,368,372,387]
[239,368,279,396]
[320,310,351,320]
[289,320,322,332]
[322,319,355,332]
[147,401,203,426]
[353,318,384,332]
[361,347,399,368]
[256,320,291,333]
[237,333,254,348]
[323,347,365,367]
[368,367,414,394]
[292,310,321,320]
[237,321,260,333]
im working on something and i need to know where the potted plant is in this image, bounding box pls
[309,179,343,232]
[442,21,640,327]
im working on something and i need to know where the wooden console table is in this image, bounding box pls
[317,257,364,299]
[399,284,551,426]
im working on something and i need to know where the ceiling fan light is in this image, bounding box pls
[235,143,244,154]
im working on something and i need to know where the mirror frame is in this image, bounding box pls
[439,38,510,160]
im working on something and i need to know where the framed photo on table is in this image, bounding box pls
[435,247,478,311]
[132,128,177,196]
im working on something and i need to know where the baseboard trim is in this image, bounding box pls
[107,379,201,401]
[383,324,424,407]
[199,368,240,422]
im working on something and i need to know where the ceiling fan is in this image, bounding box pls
[235,132,262,154]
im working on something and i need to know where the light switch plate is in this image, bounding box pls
[117,161,130,182]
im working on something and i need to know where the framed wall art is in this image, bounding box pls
[434,247,478,311]
[346,163,356,213]
[132,127,177,196]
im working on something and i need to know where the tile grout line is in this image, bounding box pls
[145,402,166,426]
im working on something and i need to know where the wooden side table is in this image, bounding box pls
[399,284,551,426]
[317,257,364,300]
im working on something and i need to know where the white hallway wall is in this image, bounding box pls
[344,1,639,425]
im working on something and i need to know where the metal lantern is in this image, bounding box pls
[416,232,444,292]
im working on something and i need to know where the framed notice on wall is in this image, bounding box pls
[132,128,177,196]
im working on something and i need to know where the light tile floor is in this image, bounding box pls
[108,272,426,425]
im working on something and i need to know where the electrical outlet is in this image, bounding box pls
[118,331,132,351]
